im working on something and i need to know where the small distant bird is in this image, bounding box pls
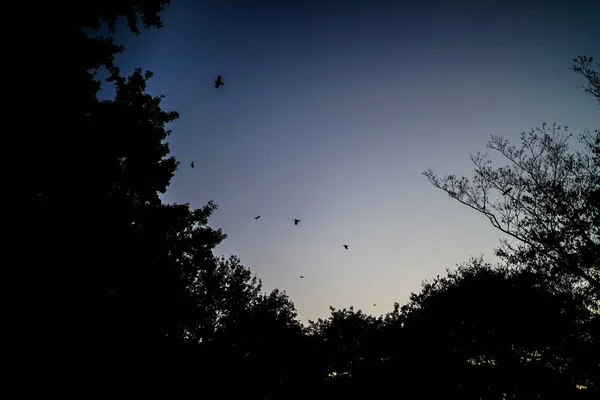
[214,75,224,88]
[373,304,376,307]
[502,187,513,196]
[190,161,195,168]
[254,215,260,220]
[300,276,305,279]
[293,219,301,225]
[343,245,349,249]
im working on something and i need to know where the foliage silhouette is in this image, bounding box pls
[15,3,600,397]
[571,56,600,105]
[419,56,599,398]
[423,57,600,306]
[13,0,229,383]
[306,306,392,397]
[398,257,597,399]
[17,6,318,395]
[301,258,598,399]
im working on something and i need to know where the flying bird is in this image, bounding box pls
[300,276,305,279]
[214,75,224,88]
[293,219,301,225]
[190,161,195,168]
[254,215,260,220]
[502,187,513,195]
[343,245,349,249]
[373,304,376,307]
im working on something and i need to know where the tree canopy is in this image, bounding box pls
[423,60,600,308]
[15,2,599,397]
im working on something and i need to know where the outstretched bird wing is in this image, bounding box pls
[214,75,224,88]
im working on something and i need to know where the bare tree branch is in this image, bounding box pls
[423,124,600,299]
[571,56,600,105]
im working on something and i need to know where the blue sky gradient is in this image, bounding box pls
[98,0,599,322]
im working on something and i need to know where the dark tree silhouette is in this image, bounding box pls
[423,57,600,305]
[12,2,318,397]
[397,258,598,399]
[9,0,223,382]
[76,1,171,34]
[571,56,600,105]
[424,125,599,304]
[17,2,599,397]
[20,63,226,379]
[16,4,324,396]
[169,254,319,398]
[298,260,598,398]
[305,306,394,398]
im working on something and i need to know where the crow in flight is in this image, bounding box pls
[293,219,301,225]
[190,161,195,168]
[502,187,513,196]
[343,245,349,249]
[254,215,260,220]
[214,75,224,88]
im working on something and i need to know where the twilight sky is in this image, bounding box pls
[99,0,599,323]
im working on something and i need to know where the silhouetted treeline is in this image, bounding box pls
[11,2,598,398]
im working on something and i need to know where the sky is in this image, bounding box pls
[98,0,600,323]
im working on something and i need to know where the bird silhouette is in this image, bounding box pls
[254,215,260,220]
[343,245,349,249]
[190,161,195,168]
[214,75,224,88]
[300,276,305,279]
[373,304,376,307]
[502,187,513,195]
[293,219,301,225]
